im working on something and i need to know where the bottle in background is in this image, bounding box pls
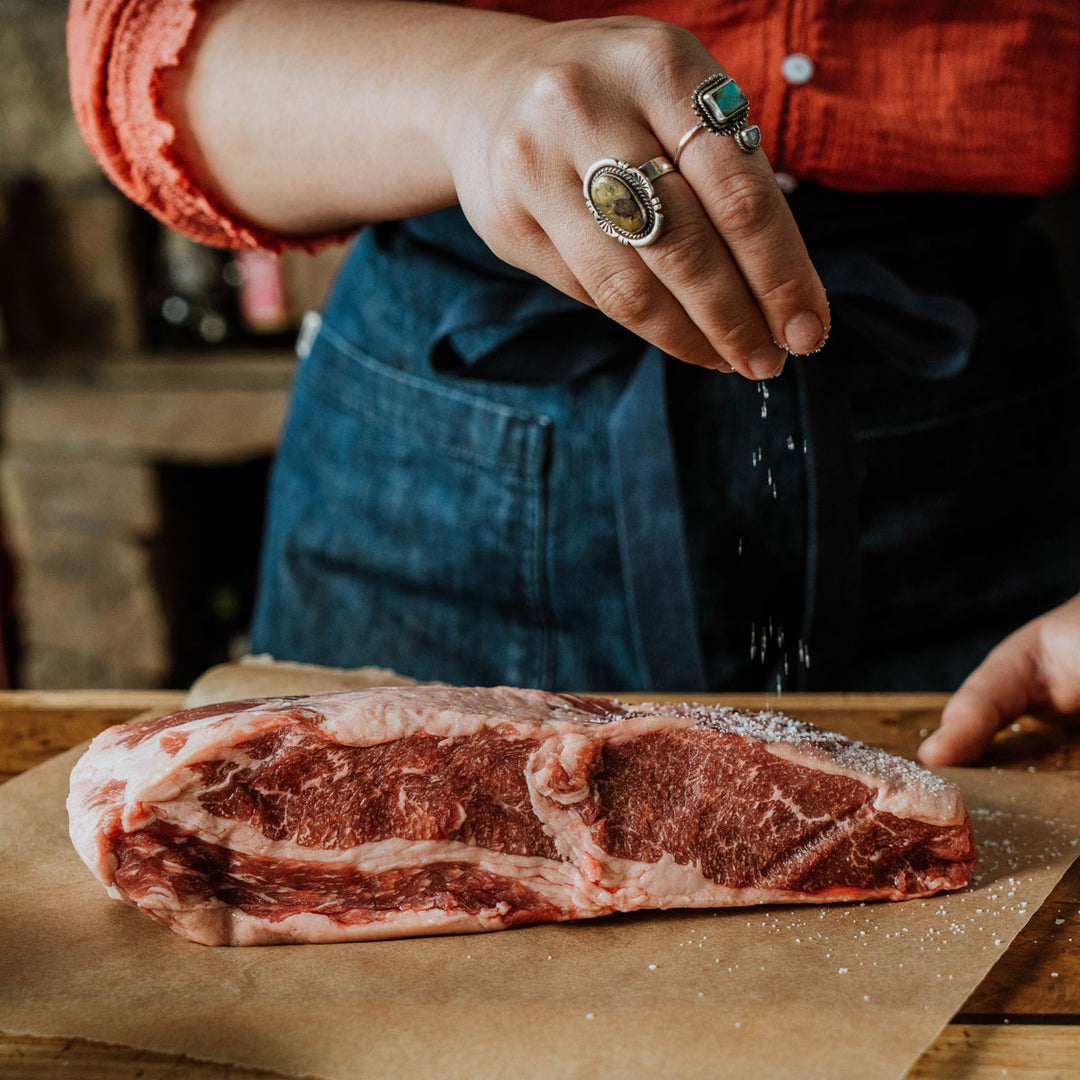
[235,249,293,341]
[151,226,240,348]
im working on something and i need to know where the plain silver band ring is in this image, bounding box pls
[673,123,707,169]
[638,155,676,183]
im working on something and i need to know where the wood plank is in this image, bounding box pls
[0,692,183,786]
[0,690,185,712]
[908,1024,1080,1079]
[963,860,1080,1016]
[4,1026,1079,1080]
[0,1034,297,1080]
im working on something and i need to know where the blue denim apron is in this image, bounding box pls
[251,186,1080,692]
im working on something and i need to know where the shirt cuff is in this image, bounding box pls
[67,0,353,252]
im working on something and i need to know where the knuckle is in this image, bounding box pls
[756,275,810,310]
[712,311,770,358]
[490,124,545,193]
[681,338,730,370]
[521,60,595,126]
[710,172,782,241]
[650,221,716,283]
[623,19,700,76]
[484,214,546,265]
[591,265,657,327]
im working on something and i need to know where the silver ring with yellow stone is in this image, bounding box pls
[583,157,673,248]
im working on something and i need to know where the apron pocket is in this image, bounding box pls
[252,321,555,687]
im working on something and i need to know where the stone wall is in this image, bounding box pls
[1,357,293,688]
[0,0,98,187]
[0,3,345,687]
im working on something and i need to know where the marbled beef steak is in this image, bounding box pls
[68,686,976,945]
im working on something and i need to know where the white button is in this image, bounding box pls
[781,53,815,85]
[774,172,799,194]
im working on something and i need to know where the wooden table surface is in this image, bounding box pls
[2,690,1078,1080]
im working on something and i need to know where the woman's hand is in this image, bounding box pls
[446,16,829,378]
[918,593,1080,766]
[174,3,828,379]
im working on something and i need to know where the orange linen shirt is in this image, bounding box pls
[67,0,1080,251]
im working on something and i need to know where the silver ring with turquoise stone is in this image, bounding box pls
[688,72,761,154]
[583,157,669,248]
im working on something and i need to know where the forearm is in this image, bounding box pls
[167,0,540,235]
[159,4,830,373]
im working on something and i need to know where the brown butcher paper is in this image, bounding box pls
[1,712,1078,1080]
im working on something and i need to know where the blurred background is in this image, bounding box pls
[0,0,1076,689]
[0,0,348,689]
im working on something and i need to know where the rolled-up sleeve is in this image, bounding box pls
[67,0,342,251]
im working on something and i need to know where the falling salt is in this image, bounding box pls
[586,1013,594,1019]
[648,964,657,970]
[797,638,811,670]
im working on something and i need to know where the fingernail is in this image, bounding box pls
[748,343,787,380]
[714,359,735,374]
[783,310,826,355]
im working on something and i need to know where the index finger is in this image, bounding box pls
[651,70,830,356]
[918,631,1043,766]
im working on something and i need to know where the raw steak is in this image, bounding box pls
[68,686,976,946]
